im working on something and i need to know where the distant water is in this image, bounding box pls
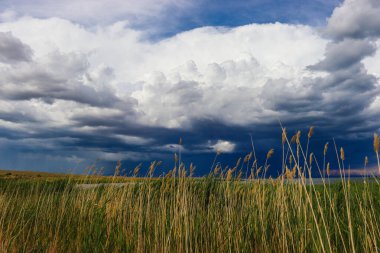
[75,182,136,189]
[263,177,376,185]
[302,177,377,185]
[75,177,376,189]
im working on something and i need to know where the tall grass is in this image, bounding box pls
[0,130,379,252]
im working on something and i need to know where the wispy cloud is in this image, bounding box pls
[0,0,192,25]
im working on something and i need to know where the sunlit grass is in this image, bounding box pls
[0,129,379,252]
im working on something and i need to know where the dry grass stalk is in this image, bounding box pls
[340,147,345,161]
[374,133,380,173]
[308,126,314,139]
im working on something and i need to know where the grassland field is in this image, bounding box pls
[0,169,379,252]
[1,130,380,252]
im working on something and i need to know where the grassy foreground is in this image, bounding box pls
[0,129,380,252]
[0,174,380,252]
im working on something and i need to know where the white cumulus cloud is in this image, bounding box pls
[0,0,379,167]
[211,140,236,153]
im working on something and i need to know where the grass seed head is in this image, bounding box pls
[244,154,250,163]
[374,133,379,153]
[148,161,159,177]
[340,147,345,161]
[226,169,233,181]
[114,160,122,176]
[189,163,195,176]
[251,159,257,169]
[214,164,220,175]
[308,126,314,139]
[291,164,297,177]
[266,148,274,160]
[290,134,296,144]
[327,162,330,176]
[282,128,287,145]
[309,153,313,166]
[237,169,242,180]
[285,166,291,179]
[324,142,329,156]
[296,130,301,144]
[256,166,262,177]
[133,163,142,176]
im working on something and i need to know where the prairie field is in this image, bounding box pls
[0,130,380,252]
[1,174,380,252]
[1,0,379,252]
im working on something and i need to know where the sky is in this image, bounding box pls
[0,0,379,176]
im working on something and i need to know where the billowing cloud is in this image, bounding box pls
[326,0,380,40]
[0,0,379,173]
[310,39,376,71]
[0,31,32,63]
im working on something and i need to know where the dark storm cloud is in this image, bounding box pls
[70,114,186,146]
[69,114,279,152]
[309,39,376,71]
[0,111,38,123]
[318,63,378,92]
[17,113,245,158]
[250,0,380,173]
[0,32,32,63]
[0,36,144,171]
[284,0,380,145]
[0,126,29,140]
[260,78,323,113]
[0,50,138,109]
[260,65,378,136]
[0,0,379,175]
[1,83,132,108]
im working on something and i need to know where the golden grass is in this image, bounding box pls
[0,129,379,252]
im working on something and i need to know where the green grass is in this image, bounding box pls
[0,176,379,252]
[1,129,380,252]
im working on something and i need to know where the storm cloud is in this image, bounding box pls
[0,0,379,174]
[0,31,32,63]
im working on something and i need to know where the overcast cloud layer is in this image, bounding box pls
[0,0,379,174]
